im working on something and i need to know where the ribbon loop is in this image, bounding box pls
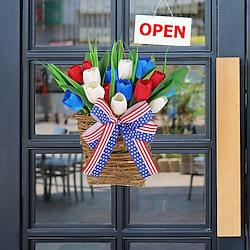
[82,99,159,178]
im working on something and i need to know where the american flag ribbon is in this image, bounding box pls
[81,98,159,178]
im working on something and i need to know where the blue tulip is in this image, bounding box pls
[62,90,84,112]
[104,67,118,83]
[116,79,133,101]
[136,58,155,79]
[165,88,177,98]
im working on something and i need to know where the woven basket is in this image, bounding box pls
[75,114,145,187]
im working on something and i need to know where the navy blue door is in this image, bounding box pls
[0,0,247,250]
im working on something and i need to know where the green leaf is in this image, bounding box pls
[99,51,110,83]
[149,66,188,101]
[162,47,169,74]
[94,44,99,68]
[84,52,91,61]
[88,39,95,66]
[131,47,139,84]
[49,64,93,111]
[128,49,136,62]
[110,43,117,101]
[117,39,124,62]
[128,96,136,107]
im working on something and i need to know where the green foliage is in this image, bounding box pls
[88,39,99,67]
[131,47,139,84]
[99,51,110,84]
[117,39,124,62]
[162,47,169,74]
[109,42,117,101]
[45,64,93,112]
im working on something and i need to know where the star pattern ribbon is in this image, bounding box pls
[82,98,159,178]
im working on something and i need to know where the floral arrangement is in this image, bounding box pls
[46,40,188,180]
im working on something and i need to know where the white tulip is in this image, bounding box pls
[118,59,133,80]
[83,81,105,104]
[149,96,168,113]
[83,67,101,85]
[111,93,128,116]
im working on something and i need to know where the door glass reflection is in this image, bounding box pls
[130,242,205,250]
[130,0,206,46]
[35,0,111,46]
[36,243,111,250]
[35,153,111,224]
[130,153,206,224]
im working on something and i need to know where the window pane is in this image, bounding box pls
[35,64,79,135]
[36,243,111,250]
[35,153,111,224]
[130,0,205,46]
[130,153,206,224]
[34,64,206,136]
[35,0,111,46]
[156,65,206,135]
[130,242,205,250]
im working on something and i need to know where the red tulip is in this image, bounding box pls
[67,65,83,84]
[103,83,110,104]
[150,70,165,89]
[82,60,92,71]
[134,79,153,102]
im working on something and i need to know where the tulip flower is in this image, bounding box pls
[136,58,155,79]
[134,79,153,102]
[149,96,168,113]
[104,67,118,83]
[62,90,84,111]
[150,70,165,89]
[103,83,111,104]
[67,65,83,84]
[118,59,133,80]
[82,60,92,71]
[83,67,101,85]
[83,81,105,104]
[116,79,133,101]
[111,93,127,116]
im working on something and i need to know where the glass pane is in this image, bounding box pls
[130,0,206,46]
[35,64,79,135]
[130,242,205,250]
[36,243,111,250]
[35,153,111,224]
[34,64,205,136]
[130,153,206,224]
[35,0,111,46]
[156,65,206,135]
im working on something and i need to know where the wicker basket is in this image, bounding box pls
[75,114,145,187]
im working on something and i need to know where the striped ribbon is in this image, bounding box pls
[82,98,159,178]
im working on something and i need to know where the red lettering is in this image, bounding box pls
[140,23,151,36]
[164,25,173,37]
[153,24,163,36]
[174,25,186,38]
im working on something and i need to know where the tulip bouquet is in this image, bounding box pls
[45,40,188,182]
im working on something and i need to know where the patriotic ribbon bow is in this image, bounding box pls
[82,98,159,178]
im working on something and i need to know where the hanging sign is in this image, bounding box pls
[134,15,192,46]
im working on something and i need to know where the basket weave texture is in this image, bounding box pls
[75,114,145,187]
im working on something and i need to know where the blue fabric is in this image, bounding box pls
[104,67,118,83]
[62,90,84,112]
[136,58,155,79]
[116,79,133,100]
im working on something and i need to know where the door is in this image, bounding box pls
[0,0,246,250]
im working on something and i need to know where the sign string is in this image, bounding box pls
[153,0,174,18]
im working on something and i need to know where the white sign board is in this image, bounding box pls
[134,15,192,46]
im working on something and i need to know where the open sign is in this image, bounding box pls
[134,15,192,46]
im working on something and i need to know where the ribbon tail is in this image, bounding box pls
[83,123,119,177]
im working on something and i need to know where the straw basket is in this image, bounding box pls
[75,114,145,187]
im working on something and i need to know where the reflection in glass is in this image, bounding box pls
[36,243,111,250]
[35,153,111,224]
[35,0,111,46]
[34,64,205,136]
[130,242,205,250]
[130,0,205,46]
[156,65,206,135]
[130,154,206,224]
